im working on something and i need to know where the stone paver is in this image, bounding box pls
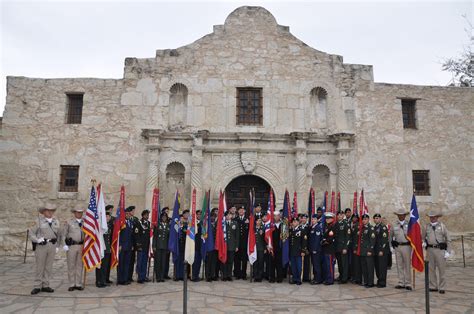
[0,256,473,313]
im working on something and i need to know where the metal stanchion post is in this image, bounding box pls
[24,230,29,263]
[183,262,188,314]
[425,260,430,314]
[461,235,465,268]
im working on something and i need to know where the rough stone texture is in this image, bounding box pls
[0,6,473,252]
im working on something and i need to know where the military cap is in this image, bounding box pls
[337,209,344,215]
[141,209,150,216]
[274,211,281,216]
[162,207,170,212]
[224,211,231,216]
[105,205,114,211]
[312,214,318,218]
[182,209,190,214]
[301,213,308,218]
[427,210,443,217]
[362,213,370,219]
[125,206,134,212]
[393,208,409,215]
[316,207,323,212]
[39,203,57,213]
[196,209,202,214]
[71,205,84,213]
[373,213,382,218]
[324,212,335,219]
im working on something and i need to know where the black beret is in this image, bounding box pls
[337,210,344,215]
[345,208,352,213]
[302,213,308,218]
[362,213,370,219]
[162,207,170,211]
[105,205,114,211]
[141,209,150,216]
[125,206,135,212]
[182,209,190,214]
[373,213,382,218]
[316,207,323,212]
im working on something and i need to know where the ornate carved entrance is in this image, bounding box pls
[225,175,272,212]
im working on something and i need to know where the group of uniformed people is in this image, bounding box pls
[28,202,452,295]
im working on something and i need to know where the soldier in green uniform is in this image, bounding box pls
[359,213,375,288]
[373,213,389,287]
[153,212,170,282]
[254,218,266,282]
[335,209,350,283]
[223,211,239,281]
[127,206,140,283]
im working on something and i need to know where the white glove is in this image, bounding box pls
[55,247,59,253]
[422,242,426,248]
[36,237,45,243]
[444,251,450,259]
[63,245,69,252]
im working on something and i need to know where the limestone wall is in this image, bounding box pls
[354,83,474,230]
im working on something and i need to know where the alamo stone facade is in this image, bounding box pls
[0,6,473,252]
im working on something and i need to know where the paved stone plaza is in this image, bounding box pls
[0,256,472,313]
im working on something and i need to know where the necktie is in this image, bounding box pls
[79,222,82,228]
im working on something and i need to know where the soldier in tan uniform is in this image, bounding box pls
[423,209,451,294]
[62,205,85,291]
[390,208,412,290]
[29,203,61,295]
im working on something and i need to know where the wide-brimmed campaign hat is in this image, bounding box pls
[393,208,409,215]
[427,210,443,217]
[71,205,84,213]
[38,203,57,213]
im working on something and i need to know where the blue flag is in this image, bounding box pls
[204,197,215,255]
[282,190,290,268]
[168,191,180,264]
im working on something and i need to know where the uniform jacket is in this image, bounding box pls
[423,222,451,251]
[335,219,351,252]
[225,220,239,251]
[29,216,61,245]
[309,220,324,253]
[153,221,170,251]
[374,223,389,254]
[290,225,307,257]
[359,223,376,256]
[134,218,151,251]
[235,215,249,251]
[322,223,337,255]
[62,218,84,245]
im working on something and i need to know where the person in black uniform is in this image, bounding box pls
[254,204,263,220]
[322,212,337,285]
[270,211,283,283]
[223,211,239,281]
[152,212,169,282]
[300,214,311,282]
[344,208,353,281]
[309,213,324,285]
[335,210,350,284]
[161,207,172,280]
[205,210,218,282]
[254,218,266,282]
[191,209,203,282]
[360,213,376,288]
[350,214,362,285]
[234,206,249,280]
[174,214,187,281]
[135,210,151,283]
[96,206,114,287]
[289,217,306,285]
[127,206,139,283]
[373,213,389,287]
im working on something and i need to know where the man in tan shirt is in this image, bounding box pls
[62,205,85,291]
[423,209,451,294]
[390,208,412,291]
[29,203,61,295]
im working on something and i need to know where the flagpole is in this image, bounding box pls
[183,262,188,314]
[413,269,416,290]
[83,266,87,288]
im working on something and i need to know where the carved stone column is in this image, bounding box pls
[334,134,353,207]
[145,150,160,210]
[294,133,308,213]
[191,132,204,206]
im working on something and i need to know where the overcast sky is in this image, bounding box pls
[0,0,471,116]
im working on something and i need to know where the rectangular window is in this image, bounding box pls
[66,94,83,124]
[412,170,430,196]
[401,99,416,129]
[59,165,79,192]
[236,88,262,125]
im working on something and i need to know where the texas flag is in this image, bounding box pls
[407,194,424,272]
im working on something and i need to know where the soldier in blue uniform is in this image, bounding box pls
[174,214,187,281]
[322,212,337,285]
[289,217,306,285]
[309,213,324,284]
[117,207,134,285]
[205,209,218,281]
[135,210,151,283]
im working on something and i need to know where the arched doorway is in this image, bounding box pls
[225,175,272,212]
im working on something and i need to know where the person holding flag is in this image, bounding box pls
[321,212,337,285]
[135,210,151,283]
[152,212,170,282]
[280,190,291,279]
[117,206,134,285]
[95,205,114,287]
[168,192,181,280]
[205,207,217,282]
[390,207,413,290]
[423,206,451,294]
[223,209,239,281]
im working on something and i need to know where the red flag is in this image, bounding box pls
[353,191,358,213]
[330,191,335,213]
[149,188,159,258]
[407,194,424,272]
[247,189,257,265]
[356,190,364,256]
[111,185,126,269]
[292,191,298,219]
[215,191,227,264]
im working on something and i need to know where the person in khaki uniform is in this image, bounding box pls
[390,208,412,290]
[423,209,451,294]
[62,205,85,291]
[29,203,61,295]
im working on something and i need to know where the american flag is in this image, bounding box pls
[82,186,102,271]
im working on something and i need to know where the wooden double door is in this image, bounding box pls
[225,175,272,212]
